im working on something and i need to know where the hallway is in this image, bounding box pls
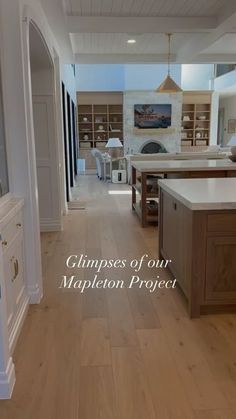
[0,175,236,418]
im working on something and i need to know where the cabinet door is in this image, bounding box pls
[3,233,25,335]
[11,235,25,313]
[3,248,15,333]
[206,236,236,301]
[162,192,190,296]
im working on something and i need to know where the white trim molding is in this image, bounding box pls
[0,358,15,400]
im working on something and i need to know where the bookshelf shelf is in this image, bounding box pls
[77,92,123,169]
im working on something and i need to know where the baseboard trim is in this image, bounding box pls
[0,358,16,399]
[9,295,29,354]
[40,219,62,232]
[28,283,43,304]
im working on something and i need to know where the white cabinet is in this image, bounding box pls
[0,199,29,352]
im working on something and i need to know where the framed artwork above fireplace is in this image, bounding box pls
[134,104,172,129]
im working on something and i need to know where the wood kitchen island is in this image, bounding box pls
[131,159,236,227]
[158,177,236,318]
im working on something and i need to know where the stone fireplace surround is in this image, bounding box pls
[124,91,182,154]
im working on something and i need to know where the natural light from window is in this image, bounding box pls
[108,190,132,195]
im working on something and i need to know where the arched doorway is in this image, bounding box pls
[29,22,62,232]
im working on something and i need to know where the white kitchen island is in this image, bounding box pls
[158,178,236,318]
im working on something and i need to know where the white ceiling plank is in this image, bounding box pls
[90,0,103,15]
[120,0,135,16]
[65,0,227,17]
[67,16,217,33]
[217,0,236,23]
[162,0,181,17]
[69,0,82,15]
[100,0,114,16]
[80,0,92,15]
[70,32,202,54]
[149,0,171,17]
[111,0,124,15]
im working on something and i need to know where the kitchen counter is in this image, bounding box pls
[131,159,236,227]
[158,178,236,210]
[132,158,236,173]
[158,178,236,318]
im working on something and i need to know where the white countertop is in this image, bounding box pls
[158,178,236,210]
[132,159,236,172]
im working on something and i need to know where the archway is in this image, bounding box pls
[29,22,62,232]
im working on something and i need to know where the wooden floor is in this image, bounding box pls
[1,175,236,418]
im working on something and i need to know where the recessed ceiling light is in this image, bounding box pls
[127,39,136,44]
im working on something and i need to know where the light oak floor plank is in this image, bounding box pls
[78,366,117,419]
[152,289,229,410]
[194,409,236,419]
[138,328,195,419]
[80,318,111,366]
[0,175,235,419]
[112,347,156,419]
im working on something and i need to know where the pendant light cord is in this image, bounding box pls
[167,33,172,76]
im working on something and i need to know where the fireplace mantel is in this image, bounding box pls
[133,127,176,135]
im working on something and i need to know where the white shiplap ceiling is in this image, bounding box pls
[70,33,201,55]
[65,0,225,17]
[62,0,236,63]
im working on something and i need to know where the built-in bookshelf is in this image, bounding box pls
[78,103,123,146]
[77,92,123,169]
[181,92,212,149]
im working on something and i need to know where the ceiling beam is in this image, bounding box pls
[74,53,177,64]
[67,16,217,34]
[190,54,236,63]
[74,52,236,65]
[177,3,236,62]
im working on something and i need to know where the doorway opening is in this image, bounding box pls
[29,22,61,232]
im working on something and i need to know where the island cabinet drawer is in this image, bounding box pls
[1,211,23,252]
[207,213,236,233]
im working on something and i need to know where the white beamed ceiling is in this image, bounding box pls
[70,33,202,55]
[65,0,225,17]
[62,0,236,63]
[203,33,236,54]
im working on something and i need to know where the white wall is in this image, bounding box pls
[214,69,236,92]
[76,64,181,92]
[76,64,125,92]
[181,64,214,90]
[124,64,181,91]
[219,95,236,145]
[61,64,76,103]
[210,92,219,146]
[76,63,216,92]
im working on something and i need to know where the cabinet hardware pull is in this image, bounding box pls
[16,223,22,227]
[173,203,177,210]
[12,259,19,282]
[2,240,7,246]
[15,259,19,277]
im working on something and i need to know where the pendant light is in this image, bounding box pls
[156,33,182,93]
